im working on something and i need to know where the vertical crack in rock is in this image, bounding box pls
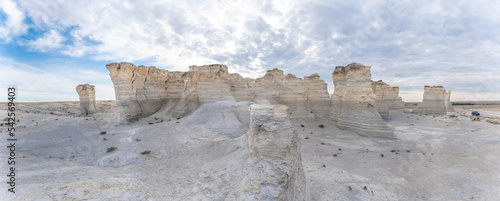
[238,104,306,201]
[76,84,97,116]
[331,63,396,138]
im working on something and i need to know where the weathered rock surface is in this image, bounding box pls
[331,63,395,138]
[76,84,97,116]
[238,104,306,200]
[107,63,331,121]
[445,90,455,112]
[413,86,448,115]
[371,80,406,119]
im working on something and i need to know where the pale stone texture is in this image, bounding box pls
[107,63,331,122]
[445,90,455,112]
[76,84,97,116]
[238,104,306,201]
[331,63,395,138]
[413,86,449,115]
[371,80,406,119]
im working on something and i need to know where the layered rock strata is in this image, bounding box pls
[444,90,455,112]
[238,104,306,200]
[331,63,395,138]
[76,84,97,116]
[107,62,331,122]
[413,86,453,115]
[371,80,406,119]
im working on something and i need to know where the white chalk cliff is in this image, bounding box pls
[107,62,331,122]
[76,84,97,116]
[371,80,406,119]
[331,63,395,138]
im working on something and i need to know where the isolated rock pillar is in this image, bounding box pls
[76,84,97,116]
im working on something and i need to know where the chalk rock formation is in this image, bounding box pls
[413,86,448,115]
[371,80,406,119]
[238,104,306,200]
[107,63,331,122]
[444,90,455,112]
[106,63,169,121]
[331,63,395,138]
[76,84,97,116]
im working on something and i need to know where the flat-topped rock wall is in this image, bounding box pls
[413,86,450,115]
[107,62,331,122]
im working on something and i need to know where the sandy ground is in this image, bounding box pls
[0,101,499,200]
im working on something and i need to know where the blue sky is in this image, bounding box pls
[1,0,499,102]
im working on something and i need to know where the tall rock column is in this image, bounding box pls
[238,104,306,200]
[76,84,97,116]
[413,86,447,115]
[331,63,395,138]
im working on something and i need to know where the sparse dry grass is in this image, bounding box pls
[486,119,500,124]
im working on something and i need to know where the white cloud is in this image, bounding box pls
[0,56,115,102]
[26,29,65,52]
[1,0,499,101]
[0,0,27,41]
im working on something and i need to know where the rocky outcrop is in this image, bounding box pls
[107,63,331,122]
[413,86,449,115]
[76,84,97,116]
[331,63,395,138]
[444,90,455,112]
[238,104,306,200]
[371,80,406,119]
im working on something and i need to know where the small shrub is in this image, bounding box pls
[149,122,154,125]
[103,138,107,141]
[176,117,181,120]
[107,147,117,153]
[136,138,141,142]
[140,150,151,155]
[333,154,337,157]
[348,186,352,191]
[322,164,326,167]
[363,186,368,191]
[321,143,325,145]
[390,150,396,152]
[319,124,325,128]
[486,119,500,124]
[305,137,309,139]
[406,150,410,153]
[300,124,304,127]
[100,131,107,135]
[338,148,342,151]
[380,154,384,157]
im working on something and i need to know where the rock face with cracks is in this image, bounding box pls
[238,104,306,201]
[76,84,97,116]
[107,62,331,122]
[331,63,395,138]
[413,86,450,115]
[371,80,406,119]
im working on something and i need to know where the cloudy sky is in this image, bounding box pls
[1,0,499,102]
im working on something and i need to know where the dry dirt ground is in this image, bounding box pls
[0,101,499,200]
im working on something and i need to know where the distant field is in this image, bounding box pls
[405,101,500,110]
